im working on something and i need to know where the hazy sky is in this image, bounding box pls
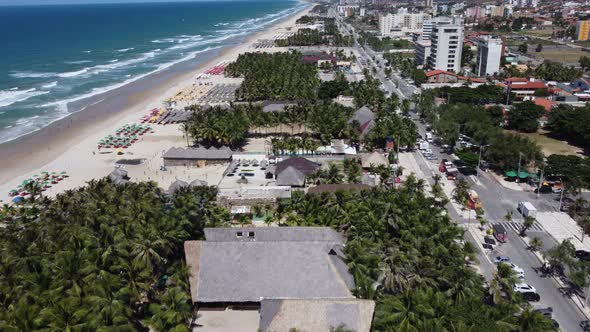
[0,0,236,6]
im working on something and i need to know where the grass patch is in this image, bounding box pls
[508,129,584,157]
[538,48,585,63]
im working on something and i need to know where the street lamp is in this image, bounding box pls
[476,144,489,180]
[516,152,523,183]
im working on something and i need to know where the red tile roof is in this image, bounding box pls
[425,69,449,77]
[534,98,555,111]
[505,77,529,83]
[425,70,487,83]
[498,81,547,90]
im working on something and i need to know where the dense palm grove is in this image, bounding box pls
[278,178,555,331]
[416,89,544,171]
[224,52,319,101]
[275,29,324,47]
[0,180,228,331]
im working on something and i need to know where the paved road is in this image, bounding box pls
[411,120,588,332]
[333,12,589,330]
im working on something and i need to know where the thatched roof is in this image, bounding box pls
[349,105,375,136]
[162,146,232,160]
[360,152,388,168]
[184,227,354,303]
[308,184,371,194]
[204,227,343,243]
[259,298,375,332]
[275,157,320,176]
[109,168,129,185]
[168,179,188,194]
[361,173,377,187]
[189,179,208,187]
[276,166,305,187]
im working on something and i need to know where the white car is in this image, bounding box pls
[505,263,525,279]
[513,283,536,293]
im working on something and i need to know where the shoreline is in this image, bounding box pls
[0,4,311,191]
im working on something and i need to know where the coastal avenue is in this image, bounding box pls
[332,9,590,332]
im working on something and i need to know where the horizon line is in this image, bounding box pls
[0,0,277,7]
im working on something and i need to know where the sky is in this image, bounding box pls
[0,0,238,6]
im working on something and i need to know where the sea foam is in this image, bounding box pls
[0,88,49,108]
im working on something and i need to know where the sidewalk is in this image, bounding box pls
[536,212,590,252]
[483,171,526,192]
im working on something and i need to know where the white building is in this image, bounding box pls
[474,35,503,76]
[360,7,366,17]
[427,21,464,72]
[379,12,432,37]
[421,16,460,41]
[415,40,432,66]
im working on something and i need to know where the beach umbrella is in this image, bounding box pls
[505,170,517,178]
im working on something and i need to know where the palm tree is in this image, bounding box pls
[145,287,193,332]
[479,217,488,231]
[515,307,556,331]
[529,237,543,252]
[520,216,536,237]
[579,216,590,242]
[180,122,191,147]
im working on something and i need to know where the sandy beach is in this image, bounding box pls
[0,4,311,203]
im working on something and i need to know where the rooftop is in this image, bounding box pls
[275,156,321,176]
[162,146,233,160]
[259,298,375,332]
[185,227,355,303]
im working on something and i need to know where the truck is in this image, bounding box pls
[418,141,429,150]
[518,201,537,218]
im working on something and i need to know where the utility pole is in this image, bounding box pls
[476,145,489,180]
[536,163,545,199]
[559,178,565,211]
[516,152,522,183]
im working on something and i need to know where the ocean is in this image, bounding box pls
[0,0,305,143]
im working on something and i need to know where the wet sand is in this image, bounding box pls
[0,5,311,192]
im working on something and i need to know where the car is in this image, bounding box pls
[513,283,536,293]
[533,307,553,318]
[505,263,525,279]
[520,291,541,302]
[494,256,510,264]
[576,250,590,261]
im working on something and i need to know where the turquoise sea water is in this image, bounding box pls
[0,0,305,143]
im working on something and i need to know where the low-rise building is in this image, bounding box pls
[274,156,321,187]
[162,146,232,167]
[185,227,375,331]
[498,78,548,99]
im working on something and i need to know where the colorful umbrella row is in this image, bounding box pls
[8,171,68,198]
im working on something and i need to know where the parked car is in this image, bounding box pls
[493,224,508,243]
[521,291,541,302]
[505,263,525,279]
[533,307,553,318]
[576,250,590,261]
[513,283,536,293]
[494,255,510,264]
